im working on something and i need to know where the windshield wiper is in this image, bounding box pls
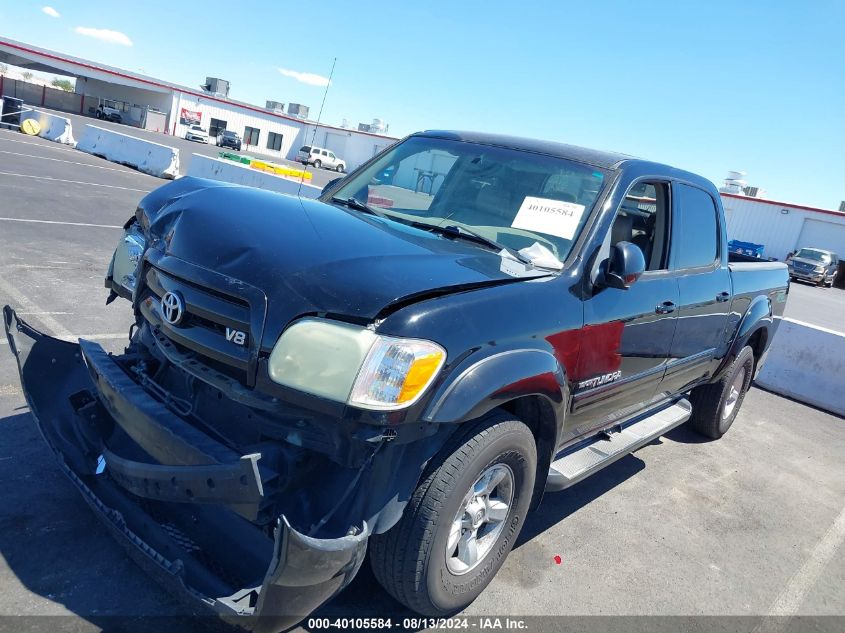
[331,197,385,218]
[410,222,536,267]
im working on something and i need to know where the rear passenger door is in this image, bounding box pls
[659,183,731,397]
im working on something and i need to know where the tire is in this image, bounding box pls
[688,345,754,439]
[313,159,322,169]
[370,410,536,616]
[336,164,345,173]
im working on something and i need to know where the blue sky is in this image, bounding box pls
[1,1,843,208]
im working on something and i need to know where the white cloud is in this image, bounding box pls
[42,6,60,18]
[277,67,330,87]
[74,26,133,47]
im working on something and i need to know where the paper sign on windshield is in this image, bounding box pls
[511,197,585,240]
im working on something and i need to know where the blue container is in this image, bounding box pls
[728,240,765,258]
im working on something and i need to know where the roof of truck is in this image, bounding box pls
[415,130,721,196]
[416,130,636,169]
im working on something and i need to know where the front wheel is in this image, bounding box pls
[370,410,536,616]
[336,164,345,173]
[688,346,754,439]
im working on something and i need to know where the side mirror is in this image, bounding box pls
[599,242,645,290]
[321,177,343,196]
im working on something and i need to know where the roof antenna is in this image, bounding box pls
[298,57,336,198]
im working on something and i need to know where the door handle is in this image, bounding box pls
[655,301,676,315]
[716,291,730,302]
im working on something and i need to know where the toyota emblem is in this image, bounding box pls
[161,291,184,325]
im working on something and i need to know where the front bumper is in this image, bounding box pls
[789,268,824,282]
[3,306,368,632]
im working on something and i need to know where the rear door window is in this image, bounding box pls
[672,183,720,269]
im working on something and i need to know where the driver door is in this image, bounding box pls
[568,181,679,430]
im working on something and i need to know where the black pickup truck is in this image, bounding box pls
[4,131,789,631]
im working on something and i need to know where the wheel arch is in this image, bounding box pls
[422,348,568,509]
[715,294,773,380]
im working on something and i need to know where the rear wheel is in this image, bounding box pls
[313,159,322,169]
[370,410,536,615]
[688,345,754,439]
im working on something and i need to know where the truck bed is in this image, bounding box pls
[728,259,789,319]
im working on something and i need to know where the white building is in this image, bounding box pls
[0,36,397,171]
[721,192,845,261]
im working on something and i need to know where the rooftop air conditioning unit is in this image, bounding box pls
[287,103,310,119]
[201,77,229,97]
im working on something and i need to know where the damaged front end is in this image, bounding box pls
[3,306,370,632]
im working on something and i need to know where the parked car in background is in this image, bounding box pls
[4,130,789,631]
[95,100,122,123]
[296,145,346,172]
[788,247,839,287]
[185,125,209,144]
[216,130,242,151]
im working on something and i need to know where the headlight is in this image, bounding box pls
[267,319,446,410]
[814,265,825,272]
[108,222,146,297]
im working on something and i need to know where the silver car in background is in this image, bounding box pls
[296,145,346,172]
[788,247,839,287]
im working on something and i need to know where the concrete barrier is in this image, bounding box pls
[75,124,179,179]
[188,154,322,199]
[755,318,845,417]
[19,109,75,145]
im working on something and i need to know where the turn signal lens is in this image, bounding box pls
[349,337,446,410]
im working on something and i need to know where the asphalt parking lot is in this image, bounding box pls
[32,105,341,189]
[0,130,843,632]
[783,280,845,333]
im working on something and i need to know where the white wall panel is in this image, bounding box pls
[796,220,845,254]
[720,194,845,261]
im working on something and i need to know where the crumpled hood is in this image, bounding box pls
[136,178,550,344]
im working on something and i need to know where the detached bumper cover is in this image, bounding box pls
[3,305,368,632]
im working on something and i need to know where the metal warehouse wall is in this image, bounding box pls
[299,126,396,170]
[171,92,397,169]
[172,92,303,158]
[721,194,845,261]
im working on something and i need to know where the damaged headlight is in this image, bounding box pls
[268,318,446,410]
[107,221,146,299]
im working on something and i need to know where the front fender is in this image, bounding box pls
[423,349,568,425]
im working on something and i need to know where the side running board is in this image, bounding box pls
[546,398,692,492]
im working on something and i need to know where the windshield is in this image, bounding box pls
[330,136,607,261]
[795,248,830,262]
